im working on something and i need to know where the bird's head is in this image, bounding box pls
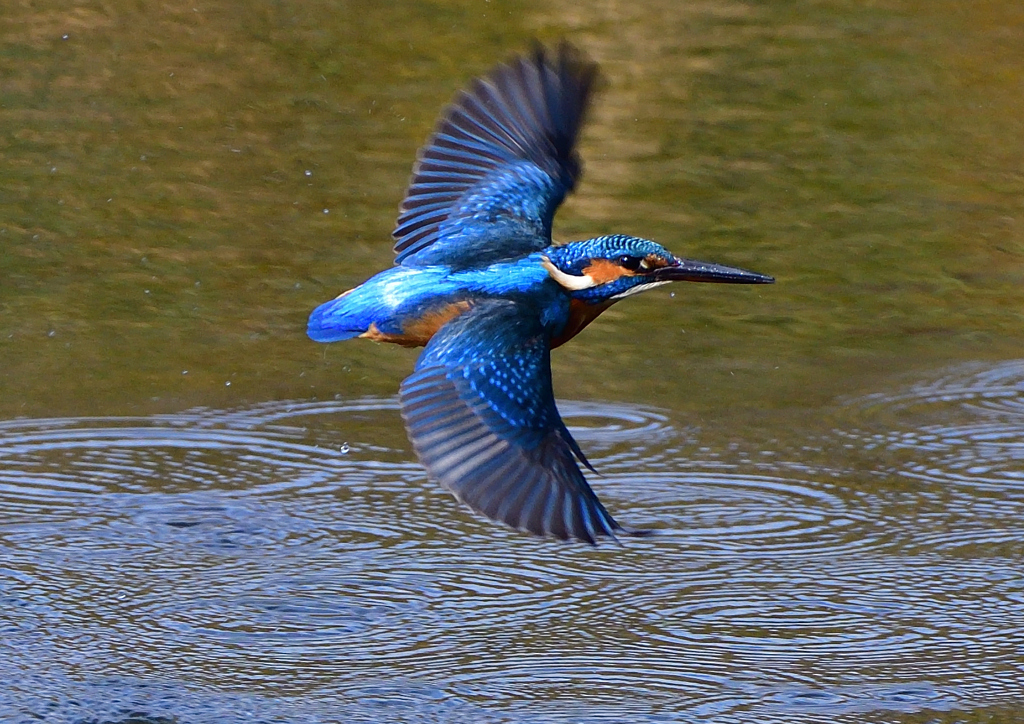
[542,235,774,304]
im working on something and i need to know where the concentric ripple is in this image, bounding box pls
[3,391,1024,722]
[559,400,676,445]
[0,399,704,701]
[833,360,1024,559]
[852,359,1024,417]
[845,359,1024,490]
[603,470,878,557]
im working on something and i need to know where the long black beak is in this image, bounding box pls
[653,257,775,284]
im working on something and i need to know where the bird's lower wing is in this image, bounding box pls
[398,300,623,543]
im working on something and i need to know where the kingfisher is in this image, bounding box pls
[308,42,773,544]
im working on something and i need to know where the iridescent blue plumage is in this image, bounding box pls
[308,43,774,543]
[392,43,594,269]
[400,300,620,544]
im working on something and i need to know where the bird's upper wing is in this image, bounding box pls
[398,299,624,543]
[392,43,598,269]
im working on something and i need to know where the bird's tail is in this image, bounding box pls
[307,289,370,343]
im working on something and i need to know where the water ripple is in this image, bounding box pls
[3,393,1024,722]
[832,360,1024,561]
[560,400,676,446]
[609,470,879,557]
[850,359,1024,417]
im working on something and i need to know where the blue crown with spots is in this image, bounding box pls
[545,235,675,276]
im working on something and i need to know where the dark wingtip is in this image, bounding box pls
[392,40,602,266]
[578,524,653,547]
[522,39,601,173]
[569,517,655,546]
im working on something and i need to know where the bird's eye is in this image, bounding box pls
[618,255,645,272]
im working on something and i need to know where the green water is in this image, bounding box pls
[2,1,1023,722]
[3,0,1021,419]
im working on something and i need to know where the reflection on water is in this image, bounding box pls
[3,374,1024,722]
[3,0,1024,720]
[847,360,1024,493]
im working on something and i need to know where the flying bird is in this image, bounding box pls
[308,43,773,544]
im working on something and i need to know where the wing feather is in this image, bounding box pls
[399,300,638,543]
[393,43,598,268]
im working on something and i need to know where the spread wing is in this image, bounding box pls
[392,42,598,269]
[398,300,630,543]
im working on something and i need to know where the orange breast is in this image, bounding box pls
[359,301,471,348]
[550,299,613,349]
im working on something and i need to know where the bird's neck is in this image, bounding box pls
[550,298,614,349]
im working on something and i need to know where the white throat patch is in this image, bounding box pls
[610,280,671,300]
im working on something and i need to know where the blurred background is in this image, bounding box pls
[1,0,1023,722]
[3,0,1021,419]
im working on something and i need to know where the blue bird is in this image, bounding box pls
[309,43,773,544]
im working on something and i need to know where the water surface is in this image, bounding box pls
[2,0,1023,721]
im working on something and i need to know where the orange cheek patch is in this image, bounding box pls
[583,258,631,283]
